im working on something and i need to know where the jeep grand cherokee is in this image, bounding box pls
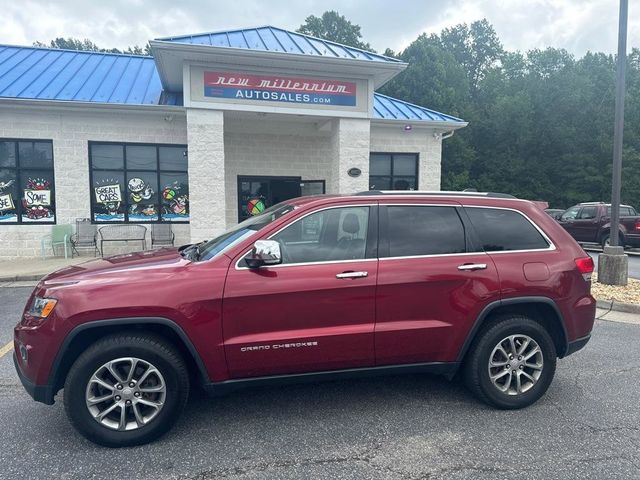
[14,191,596,447]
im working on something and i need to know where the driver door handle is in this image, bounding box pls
[457,263,487,271]
[336,271,368,279]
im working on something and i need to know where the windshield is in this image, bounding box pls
[195,203,296,261]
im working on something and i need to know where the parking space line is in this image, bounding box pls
[0,341,13,358]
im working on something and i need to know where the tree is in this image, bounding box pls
[439,19,504,94]
[297,11,374,51]
[381,19,640,209]
[33,37,151,56]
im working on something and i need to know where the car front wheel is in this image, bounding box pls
[64,333,189,447]
[464,315,556,409]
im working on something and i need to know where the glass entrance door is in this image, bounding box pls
[237,176,327,222]
[237,176,301,222]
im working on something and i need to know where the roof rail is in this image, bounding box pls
[356,190,517,199]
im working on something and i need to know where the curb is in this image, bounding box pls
[596,299,640,314]
[0,274,45,282]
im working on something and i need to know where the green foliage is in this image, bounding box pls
[33,37,151,56]
[381,20,640,210]
[297,10,374,52]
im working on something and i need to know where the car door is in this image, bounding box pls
[570,205,599,242]
[557,205,581,239]
[375,202,501,365]
[222,204,378,378]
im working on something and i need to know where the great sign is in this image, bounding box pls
[204,71,357,106]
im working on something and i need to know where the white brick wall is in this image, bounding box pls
[0,104,189,259]
[369,125,443,190]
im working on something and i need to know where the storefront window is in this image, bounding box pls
[0,140,56,224]
[90,142,188,223]
[369,153,418,191]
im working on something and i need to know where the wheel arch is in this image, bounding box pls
[457,297,569,364]
[50,317,210,395]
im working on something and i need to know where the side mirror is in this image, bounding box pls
[245,240,282,268]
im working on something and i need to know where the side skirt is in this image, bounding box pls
[203,361,460,397]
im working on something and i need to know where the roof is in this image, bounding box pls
[0,41,464,125]
[0,45,181,105]
[373,93,464,123]
[156,26,402,64]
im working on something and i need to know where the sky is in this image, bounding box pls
[2,0,639,57]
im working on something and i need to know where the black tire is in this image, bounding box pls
[463,314,556,409]
[63,333,189,447]
[601,232,624,249]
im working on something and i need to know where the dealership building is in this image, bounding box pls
[0,26,466,258]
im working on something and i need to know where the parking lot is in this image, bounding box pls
[1,286,639,479]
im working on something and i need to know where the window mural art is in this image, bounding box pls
[22,177,54,222]
[247,197,266,216]
[0,140,55,224]
[90,142,188,223]
[93,179,124,222]
[0,179,16,222]
[161,181,189,222]
[128,177,158,221]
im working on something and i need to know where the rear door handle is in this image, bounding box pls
[457,263,487,271]
[336,271,368,279]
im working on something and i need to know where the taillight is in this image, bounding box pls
[575,256,594,281]
[635,219,640,231]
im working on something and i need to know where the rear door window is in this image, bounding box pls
[384,206,466,257]
[466,207,550,252]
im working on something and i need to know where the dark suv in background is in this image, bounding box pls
[558,202,640,248]
[14,191,596,447]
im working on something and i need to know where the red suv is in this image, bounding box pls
[14,191,596,447]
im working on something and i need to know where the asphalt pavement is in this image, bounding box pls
[0,287,639,479]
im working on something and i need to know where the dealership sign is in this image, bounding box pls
[204,71,357,106]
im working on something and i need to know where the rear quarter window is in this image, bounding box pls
[466,207,550,252]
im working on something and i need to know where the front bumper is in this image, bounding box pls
[565,333,591,357]
[13,353,55,405]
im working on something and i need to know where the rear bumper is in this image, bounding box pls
[13,353,55,405]
[565,334,591,357]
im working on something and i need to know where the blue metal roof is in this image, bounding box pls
[0,44,181,105]
[0,43,464,124]
[156,26,403,64]
[373,93,464,123]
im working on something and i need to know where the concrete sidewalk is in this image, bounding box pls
[0,256,91,282]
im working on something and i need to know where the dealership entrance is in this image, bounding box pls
[237,175,326,221]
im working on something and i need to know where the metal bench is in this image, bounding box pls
[96,225,147,257]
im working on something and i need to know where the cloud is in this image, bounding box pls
[2,0,638,56]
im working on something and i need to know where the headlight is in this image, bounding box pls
[29,297,57,318]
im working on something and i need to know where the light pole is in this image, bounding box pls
[599,0,629,285]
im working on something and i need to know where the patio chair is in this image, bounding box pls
[151,224,175,247]
[40,224,73,259]
[71,218,99,257]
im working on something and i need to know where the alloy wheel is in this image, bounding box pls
[488,335,543,396]
[85,357,166,431]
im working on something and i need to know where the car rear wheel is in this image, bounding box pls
[601,233,624,249]
[463,314,556,409]
[64,333,189,447]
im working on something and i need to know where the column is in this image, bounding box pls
[329,118,371,194]
[186,108,225,242]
